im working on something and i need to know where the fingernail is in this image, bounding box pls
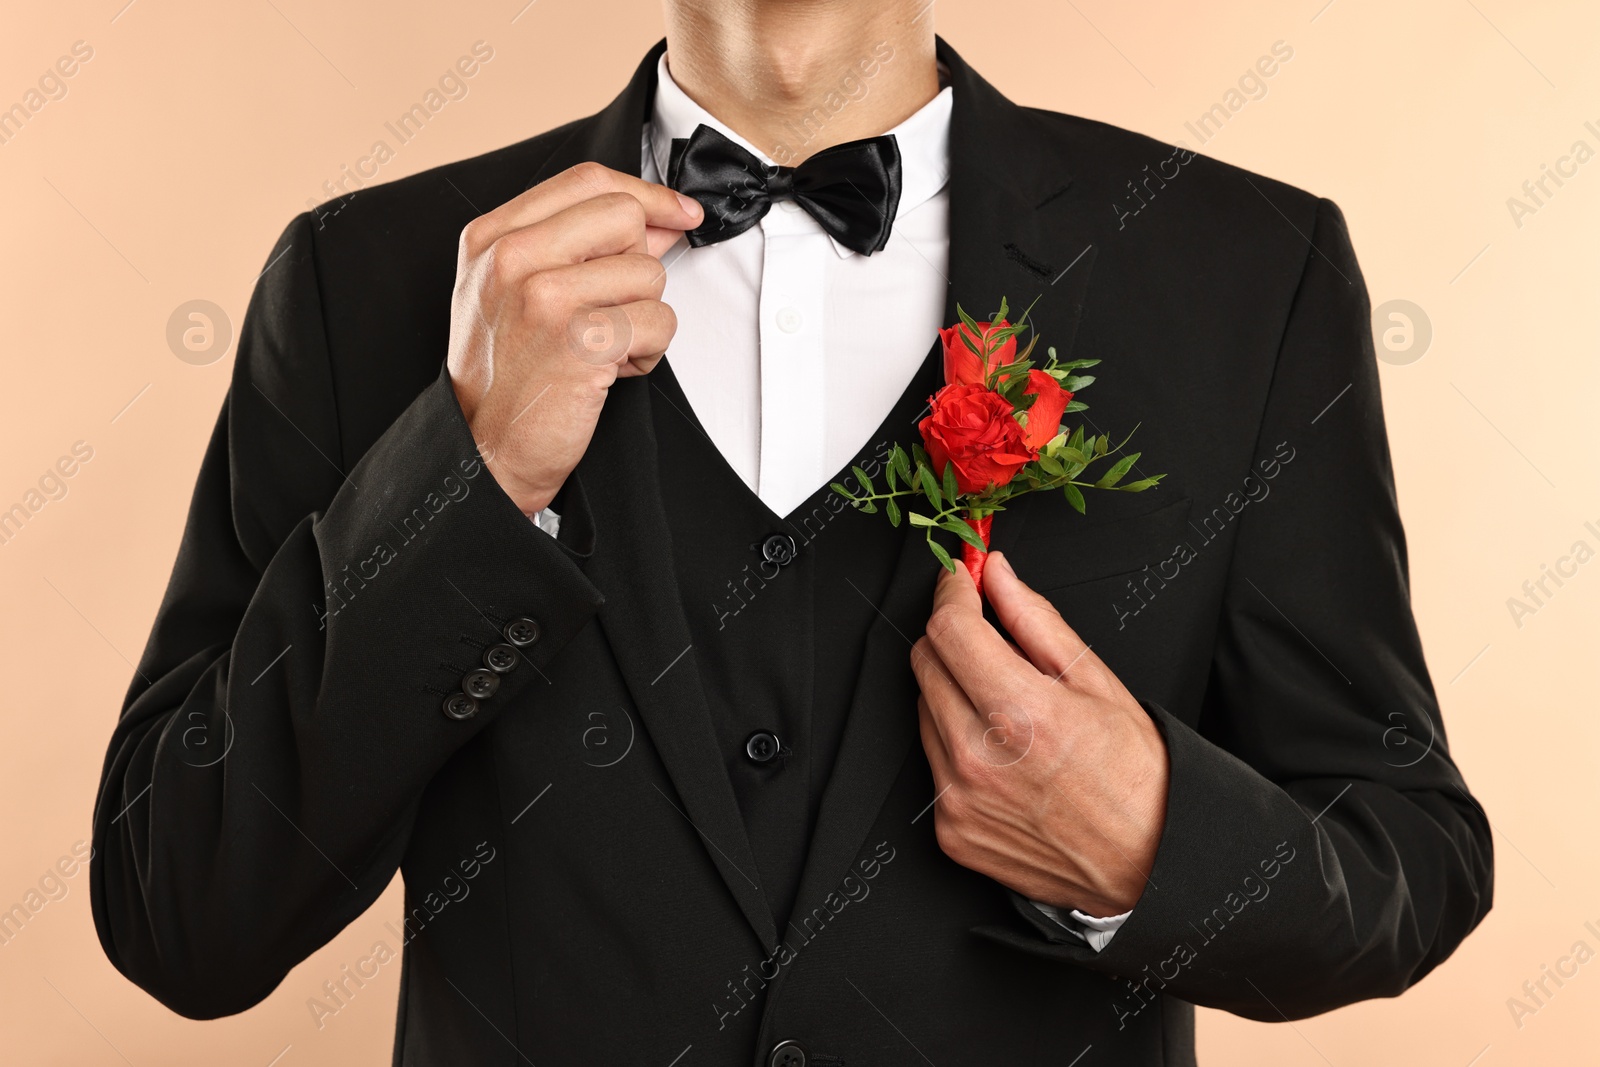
[677,192,703,219]
[991,551,1015,578]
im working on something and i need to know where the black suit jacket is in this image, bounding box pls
[91,39,1492,1066]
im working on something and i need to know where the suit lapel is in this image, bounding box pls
[526,42,779,950]
[786,37,1106,924]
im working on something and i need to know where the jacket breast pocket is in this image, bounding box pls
[1007,494,1192,593]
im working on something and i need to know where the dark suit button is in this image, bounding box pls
[760,533,797,567]
[768,1041,807,1067]
[503,616,542,647]
[483,643,521,674]
[463,669,500,700]
[442,692,479,721]
[745,730,782,765]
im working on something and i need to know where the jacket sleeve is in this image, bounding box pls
[89,212,604,1019]
[981,198,1494,1020]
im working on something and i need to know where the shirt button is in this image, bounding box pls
[768,1040,807,1067]
[463,668,501,700]
[775,307,803,333]
[503,616,542,647]
[442,692,479,721]
[760,533,798,566]
[745,731,782,765]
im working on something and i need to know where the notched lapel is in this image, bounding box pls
[787,38,1108,922]
[534,41,779,951]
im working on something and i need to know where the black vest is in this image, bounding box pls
[651,344,941,925]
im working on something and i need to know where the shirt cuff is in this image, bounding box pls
[1026,900,1132,953]
[528,506,562,539]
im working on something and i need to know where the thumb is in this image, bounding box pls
[983,551,1092,681]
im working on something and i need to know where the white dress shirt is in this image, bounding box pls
[539,54,1130,949]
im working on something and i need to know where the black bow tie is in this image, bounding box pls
[666,124,902,256]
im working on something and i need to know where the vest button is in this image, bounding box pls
[768,1040,807,1067]
[744,730,782,765]
[760,533,798,567]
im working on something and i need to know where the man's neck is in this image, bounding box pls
[663,1,940,165]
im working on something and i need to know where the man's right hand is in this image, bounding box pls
[446,162,704,515]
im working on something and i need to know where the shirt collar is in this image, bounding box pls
[647,53,952,258]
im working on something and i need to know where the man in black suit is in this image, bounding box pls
[91,3,1492,1064]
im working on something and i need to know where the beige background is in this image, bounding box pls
[1,0,1595,1063]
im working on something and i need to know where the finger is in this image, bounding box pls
[536,253,668,308]
[910,637,982,754]
[564,299,676,372]
[983,551,1094,682]
[468,162,703,249]
[916,695,959,791]
[923,564,1040,704]
[497,193,664,270]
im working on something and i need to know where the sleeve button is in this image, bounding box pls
[503,616,542,647]
[442,692,479,720]
[483,643,521,674]
[463,668,501,700]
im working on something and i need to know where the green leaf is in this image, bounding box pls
[1068,425,1086,453]
[1096,452,1141,488]
[908,512,936,527]
[1096,434,1110,457]
[1117,475,1166,492]
[1063,375,1097,391]
[928,538,958,574]
[918,466,942,509]
[1065,400,1089,413]
[942,519,988,553]
[852,465,873,494]
[1058,447,1088,467]
[892,445,914,483]
[941,462,959,504]
[1063,482,1086,514]
[886,498,902,525]
[860,500,878,514]
[1056,358,1102,371]
[1037,453,1065,476]
[830,481,854,500]
[995,295,1010,324]
[956,303,980,333]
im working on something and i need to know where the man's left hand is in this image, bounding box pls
[911,550,1169,918]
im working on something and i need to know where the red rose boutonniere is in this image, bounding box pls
[832,298,1165,594]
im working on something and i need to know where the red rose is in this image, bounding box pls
[1020,369,1072,452]
[919,384,1034,495]
[940,319,1017,387]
